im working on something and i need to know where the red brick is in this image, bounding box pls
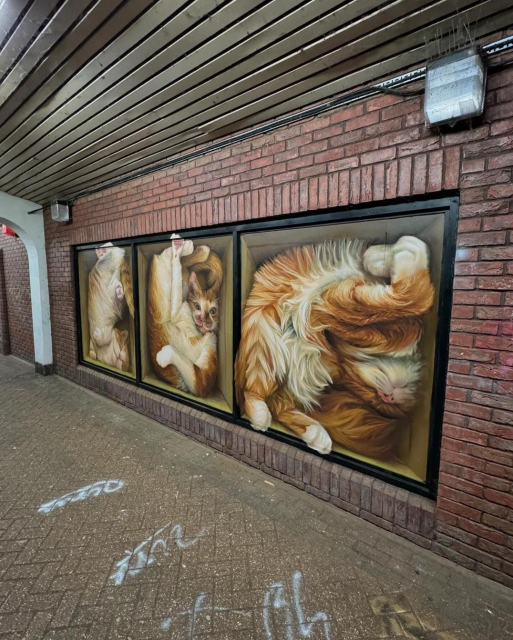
[451,305,474,319]
[488,183,513,199]
[455,248,478,262]
[361,148,396,165]
[444,400,491,420]
[330,103,364,123]
[474,335,513,351]
[462,158,485,173]
[412,155,427,194]
[345,112,379,132]
[483,215,513,232]
[484,488,513,508]
[476,307,513,320]
[459,200,510,218]
[444,147,461,189]
[457,231,506,247]
[448,360,471,373]
[461,169,511,189]
[385,160,398,199]
[453,275,476,288]
[372,163,385,201]
[481,246,513,260]
[455,262,504,276]
[451,319,499,334]
[488,151,513,169]
[458,519,506,545]
[477,276,513,290]
[381,98,421,121]
[397,157,412,196]
[446,373,493,392]
[452,291,501,305]
[443,425,488,445]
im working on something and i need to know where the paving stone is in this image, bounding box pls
[0,355,512,640]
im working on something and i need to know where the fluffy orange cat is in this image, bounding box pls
[88,244,134,371]
[235,236,434,459]
[147,236,223,397]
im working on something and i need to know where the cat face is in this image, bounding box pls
[93,329,130,371]
[187,272,219,335]
[355,354,422,409]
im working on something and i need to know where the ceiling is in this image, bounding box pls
[0,0,511,205]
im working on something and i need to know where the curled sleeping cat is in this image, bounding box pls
[235,235,434,459]
[87,244,134,371]
[147,236,222,397]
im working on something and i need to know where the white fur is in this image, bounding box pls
[354,354,423,406]
[246,396,272,431]
[278,240,367,410]
[254,237,428,411]
[302,422,332,454]
[152,242,217,394]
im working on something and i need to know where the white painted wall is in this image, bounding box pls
[0,191,53,369]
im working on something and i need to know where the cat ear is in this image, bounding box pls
[119,330,129,346]
[188,272,201,295]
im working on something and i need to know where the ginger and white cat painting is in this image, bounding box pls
[86,243,134,373]
[146,235,223,399]
[235,234,436,462]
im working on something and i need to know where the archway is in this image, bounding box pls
[0,191,53,374]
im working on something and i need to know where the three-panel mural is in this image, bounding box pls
[76,202,454,491]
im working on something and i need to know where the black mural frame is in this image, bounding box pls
[74,195,458,498]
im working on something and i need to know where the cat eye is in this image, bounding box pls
[210,308,217,315]
[195,303,200,310]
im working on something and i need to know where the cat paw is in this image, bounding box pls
[156,345,175,368]
[247,398,272,432]
[363,244,393,278]
[171,235,194,259]
[115,283,124,300]
[302,422,332,455]
[89,350,97,359]
[391,236,429,282]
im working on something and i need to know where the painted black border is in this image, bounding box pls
[74,195,459,498]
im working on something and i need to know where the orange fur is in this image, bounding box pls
[235,238,435,459]
[147,243,222,396]
[87,247,133,371]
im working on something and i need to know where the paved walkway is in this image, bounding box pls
[0,356,512,640]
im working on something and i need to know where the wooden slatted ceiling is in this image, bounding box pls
[0,0,510,204]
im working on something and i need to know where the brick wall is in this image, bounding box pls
[43,65,513,588]
[0,234,34,363]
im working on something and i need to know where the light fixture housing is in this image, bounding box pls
[51,200,70,223]
[424,46,487,127]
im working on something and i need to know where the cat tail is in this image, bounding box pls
[147,257,180,389]
[187,251,223,291]
[120,258,135,317]
[235,305,286,420]
[311,389,399,460]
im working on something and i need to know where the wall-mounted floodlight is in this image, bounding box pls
[51,200,71,223]
[424,46,486,127]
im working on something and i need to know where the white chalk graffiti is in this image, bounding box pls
[162,593,251,638]
[38,480,125,514]
[263,571,330,640]
[109,522,205,586]
[160,571,330,640]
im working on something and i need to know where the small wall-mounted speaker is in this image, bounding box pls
[51,201,70,223]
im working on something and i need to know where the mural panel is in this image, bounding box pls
[77,243,136,377]
[236,214,445,482]
[138,234,233,412]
